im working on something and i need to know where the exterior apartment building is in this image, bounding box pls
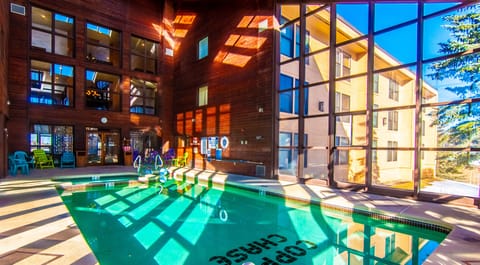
[1,0,478,205]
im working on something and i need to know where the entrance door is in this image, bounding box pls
[86,128,120,165]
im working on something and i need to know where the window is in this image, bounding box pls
[86,22,121,67]
[387,141,398,162]
[279,132,308,170]
[130,79,157,115]
[130,36,158,74]
[335,92,351,122]
[280,19,309,62]
[373,104,379,128]
[30,60,74,106]
[31,7,74,56]
[85,70,121,111]
[280,19,294,57]
[373,73,379,93]
[30,124,73,155]
[198,85,208,106]
[198,36,208,59]
[372,139,378,163]
[336,49,351,78]
[388,78,399,101]
[279,74,308,115]
[334,136,349,165]
[387,111,398,131]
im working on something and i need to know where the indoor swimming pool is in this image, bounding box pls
[55,176,449,265]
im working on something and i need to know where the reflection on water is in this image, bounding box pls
[58,181,448,265]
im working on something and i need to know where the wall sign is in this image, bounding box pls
[220,136,229,149]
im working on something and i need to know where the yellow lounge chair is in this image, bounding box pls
[171,152,189,167]
[33,149,55,169]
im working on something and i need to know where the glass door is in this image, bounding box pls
[86,127,120,165]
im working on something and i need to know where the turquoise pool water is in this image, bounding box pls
[57,179,448,265]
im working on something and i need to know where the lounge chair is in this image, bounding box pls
[171,152,189,167]
[33,149,55,169]
[60,151,75,168]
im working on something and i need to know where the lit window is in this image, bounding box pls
[85,70,121,111]
[31,7,74,56]
[30,124,73,154]
[198,36,208,59]
[131,36,158,74]
[130,79,157,115]
[86,22,121,67]
[198,85,208,106]
[30,60,74,106]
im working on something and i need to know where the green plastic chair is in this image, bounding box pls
[33,149,55,169]
[171,152,189,167]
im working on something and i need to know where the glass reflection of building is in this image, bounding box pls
[277,2,479,198]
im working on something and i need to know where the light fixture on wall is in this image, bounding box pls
[100,117,108,124]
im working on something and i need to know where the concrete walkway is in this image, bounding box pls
[1,166,479,264]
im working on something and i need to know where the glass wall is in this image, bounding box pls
[277,1,480,199]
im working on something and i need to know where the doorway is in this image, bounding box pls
[86,127,120,165]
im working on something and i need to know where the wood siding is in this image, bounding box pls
[172,0,275,177]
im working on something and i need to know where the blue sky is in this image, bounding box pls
[336,2,466,102]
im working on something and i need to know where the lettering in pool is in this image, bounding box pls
[208,234,317,265]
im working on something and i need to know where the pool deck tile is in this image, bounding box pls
[1,165,479,265]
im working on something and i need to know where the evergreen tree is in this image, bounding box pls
[427,4,480,176]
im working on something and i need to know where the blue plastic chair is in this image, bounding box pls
[14,151,35,168]
[60,151,76,168]
[9,153,30,176]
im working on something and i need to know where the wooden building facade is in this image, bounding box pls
[1,0,276,178]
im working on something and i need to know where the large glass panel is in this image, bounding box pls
[374,23,417,70]
[421,104,480,149]
[336,41,368,79]
[32,7,74,56]
[423,4,478,60]
[305,83,329,116]
[374,3,418,32]
[334,149,366,184]
[373,67,417,108]
[335,75,367,112]
[306,7,330,54]
[305,116,328,147]
[305,51,329,84]
[131,36,158,74]
[280,60,299,82]
[336,3,368,42]
[373,150,414,190]
[421,151,479,198]
[30,60,74,106]
[424,2,462,16]
[336,114,366,146]
[304,116,329,180]
[130,79,157,115]
[86,23,121,66]
[32,7,52,52]
[279,119,299,176]
[304,148,328,180]
[280,5,299,25]
[373,108,415,148]
[423,53,480,103]
[85,70,121,111]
